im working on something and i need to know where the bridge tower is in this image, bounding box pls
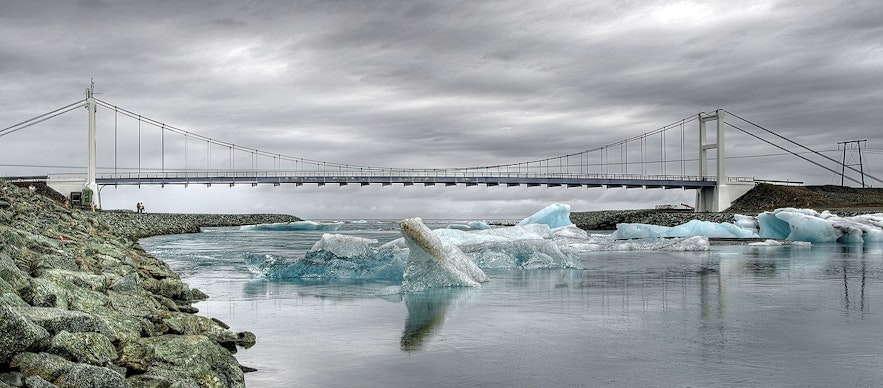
[85,82,99,208]
[697,110,726,212]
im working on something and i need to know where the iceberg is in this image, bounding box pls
[612,207,883,244]
[247,204,714,290]
[446,221,491,230]
[240,220,343,231]
[612,219,758,240]
[399,217,488,292]
[518,203,574,229]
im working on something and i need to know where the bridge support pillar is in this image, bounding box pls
[86,85,100,209]
[697,109,726,212]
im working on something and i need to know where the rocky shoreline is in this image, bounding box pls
[94,212,300,239]
[569,209,735,230]
[0,181,298,387]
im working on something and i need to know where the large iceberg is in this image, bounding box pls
[611,207,883,244]
[756,208,883,243]
[518,203,574,228]
[612,219,757,239]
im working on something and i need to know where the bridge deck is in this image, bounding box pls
[89,172,729,189]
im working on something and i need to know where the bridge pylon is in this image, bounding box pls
[85,83,99,208]
[696,109,754,212]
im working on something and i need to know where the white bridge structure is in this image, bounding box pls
[3,85,875,212]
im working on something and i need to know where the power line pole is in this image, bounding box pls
[838,139,867,187]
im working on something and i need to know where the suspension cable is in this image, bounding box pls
[724,110,882,185]
[724,121,865,186]
[0,100,86,138]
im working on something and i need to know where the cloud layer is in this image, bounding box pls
[1,0,881,219]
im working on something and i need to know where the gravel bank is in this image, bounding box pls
[570,210,735,230]
[94,211,300,239]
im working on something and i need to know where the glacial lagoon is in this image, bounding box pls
[140,214,883,387]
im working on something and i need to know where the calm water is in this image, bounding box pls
[139,221,883,387]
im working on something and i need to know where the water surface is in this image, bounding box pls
[140,221,883,387]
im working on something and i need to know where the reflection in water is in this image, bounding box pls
[401,288,473,352]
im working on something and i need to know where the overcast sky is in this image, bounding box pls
[1,0,881,220]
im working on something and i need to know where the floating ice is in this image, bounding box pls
[248,204,719,289]
[399,217,488,292]
[446,221,491,230]
[612,207,883,244]
[753,208,883,243]
[309,234,378,258]
[240,220,343,231]
[612,219,757,239]
[517,203,574,229]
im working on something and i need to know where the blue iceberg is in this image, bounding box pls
[247,204,710,291]
[240,220,343,231]
[611,207,883,244]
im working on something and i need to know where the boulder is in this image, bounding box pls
[50,331,118,367]
[0,304,50,365]
[11,352,125,388]
[15,306,114,337]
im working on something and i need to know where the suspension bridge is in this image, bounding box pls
[2,85,878,212]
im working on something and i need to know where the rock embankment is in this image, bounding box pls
[570,210,734,230]
[95,212,300,239]
[0,181,268,387]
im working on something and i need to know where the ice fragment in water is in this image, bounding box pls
[240,220,343,231]
[400,217,488,292]
[517,203,574,229]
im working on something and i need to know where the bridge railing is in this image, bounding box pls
[84,170,725,182]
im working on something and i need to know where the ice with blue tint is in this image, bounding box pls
[446,221,491,230]
[612,219,758,239]
[756,208,883,243]
[247,203,711,291]
[612,207,883,244]
[246,233,406,280]
[399,217,489,292]
[517,203,574,228]
[239,220,343,231]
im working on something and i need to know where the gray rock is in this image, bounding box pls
[0,371,24,387]
[12,352,125,388]
[23,375,55,388]
[53,362,126,388]
[0,304,50,365]
[15,307,114,337]
[49,331,117,367]
[138,335,245,388]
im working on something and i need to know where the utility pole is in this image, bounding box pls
[838,139,867,187]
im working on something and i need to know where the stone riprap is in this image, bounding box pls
[570,209,735,231]
[94,211,300,239]
[0,181,290,387]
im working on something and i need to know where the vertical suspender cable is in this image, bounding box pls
[681,121,685,176]
[137,116,142,177]
[161,124,165,173]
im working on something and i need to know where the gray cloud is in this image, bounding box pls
[1,0,881,218]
